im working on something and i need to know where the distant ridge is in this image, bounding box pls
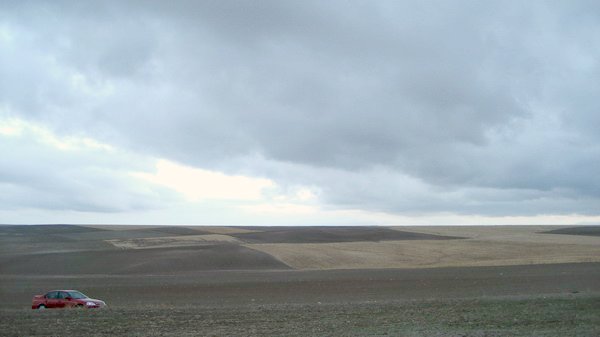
[541,226,600,237]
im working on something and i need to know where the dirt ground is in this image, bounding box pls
[2,263,600,336]
[1,224,599,336]
[246,225,600,269]
[2,295,599,337]
[247,239,600,269]
[106,234,243,249]
[1,262,599,308]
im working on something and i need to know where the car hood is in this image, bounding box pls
[83,298,106,305]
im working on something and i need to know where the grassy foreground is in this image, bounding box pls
[1,295,599,337]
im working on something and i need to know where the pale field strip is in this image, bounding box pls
[246,240,600,270]
[106,234,242,249]
[193,226,260,234]
[83,225,165,230]
[394,226,600,245]
[246,226,600,270]
[84,224,260,234]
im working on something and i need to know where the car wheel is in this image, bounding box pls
[38,304,46,310]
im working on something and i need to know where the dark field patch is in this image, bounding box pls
[231,226,463,243]
[0,225,113,254]
[135,226,212,236]
[2,296,599,337]
[51,230,175,241]
[0,225,216,244]
[541,226,600,237]
[1,263,599,309]
[0,224,107,236]
[52,228,210,241]
[0,237,114,256]
[0,231,114,256]
[0,245,290,275]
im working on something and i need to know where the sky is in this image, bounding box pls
[1,1,599,226]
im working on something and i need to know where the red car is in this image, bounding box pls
[32,290,106,309]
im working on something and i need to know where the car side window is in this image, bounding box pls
[46,291,58,299]
[57,292,67,299]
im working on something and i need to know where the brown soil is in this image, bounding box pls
[229,226,462,243]
[0,244,290,275]
[248,239,600,269]
[2,295,599,337]
[1,262,599,309]
[1,225,600,336]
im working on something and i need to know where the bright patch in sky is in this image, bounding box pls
[134,159,275,201]
[0,117,113,152]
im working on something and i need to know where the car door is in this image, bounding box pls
[56,291,70,308]
[45,291,59,308]
[61,291,77,307]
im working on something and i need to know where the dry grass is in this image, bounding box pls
[106,234,242,249]
[194,226,261,235]
[247,239,600,270]
[394,225,600,245]
[82,225,165,231]
[83,225,260,234]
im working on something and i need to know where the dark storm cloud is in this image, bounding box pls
[1,0,599,216]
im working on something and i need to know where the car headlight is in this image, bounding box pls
[86,301,96,306]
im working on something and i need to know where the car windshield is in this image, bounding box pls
[67,291,87,299]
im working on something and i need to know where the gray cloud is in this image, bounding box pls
[0,127,178,213]
[1,0,599,217]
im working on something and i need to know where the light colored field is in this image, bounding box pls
[194,226,261,234]
[82,225,165,230]
[106,234,242,249]
[83,225,260,234]
[395,225,600,245]
[247,226,600,270]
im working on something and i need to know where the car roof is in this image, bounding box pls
[48,290,79,292]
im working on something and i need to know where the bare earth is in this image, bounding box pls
[1,224,599,336]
